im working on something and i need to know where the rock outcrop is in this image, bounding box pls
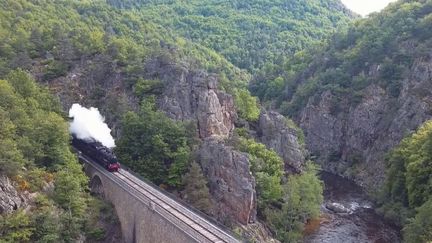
[153,61,236,139]
[298,59,432,188]
[258,110,306,171]
[0,175,27,214]
[198,138,256,225]
[37,54,136,136]
[149,58,258,226]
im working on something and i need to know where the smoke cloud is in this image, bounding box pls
[69,103,116,148]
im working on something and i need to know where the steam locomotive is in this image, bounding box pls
[72,135,120,172]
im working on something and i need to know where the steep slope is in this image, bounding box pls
[254,0,432,189]
[379,121,432,242]
[0,0,254,219]
[106,0,355,71]
[0,71,122,242]
[0,1,320,242]
[0,0,259,125]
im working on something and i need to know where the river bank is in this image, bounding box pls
[304,172,401,243]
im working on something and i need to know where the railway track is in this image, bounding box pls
[116,170,238,243]
[75,149,239,243]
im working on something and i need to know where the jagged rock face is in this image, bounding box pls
[151,60,257,225]
[299,59,432,188]
[0,175,27,214]
[153,61,237,139]
[35,54,136,136]
[258,110,305,171]
[198,138,256,225]
[46,55,237,139]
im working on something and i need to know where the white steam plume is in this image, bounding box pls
[69,103,116,148]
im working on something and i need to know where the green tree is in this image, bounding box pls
[0,107,24,175]
[238,138,284,177]
[234,89,260,122]
[236,137,284,207]
[116,98,191,187]
[265,162,323,243]
[31,195,61,243]
[379,120,432,241]
[182,162,212,213]
[0,70,96,241]
[0,210,34,242]
[106,0,353,71]
[403,198,432,243]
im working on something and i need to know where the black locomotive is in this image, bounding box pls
[72,135,120,172]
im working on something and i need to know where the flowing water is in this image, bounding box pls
[304,172,401,243]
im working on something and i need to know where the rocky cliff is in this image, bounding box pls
[148,57,257,224]
[150,58,237,139]
[40,52,307,231]
[298,58,432,188]
[35,54,135,135]
[251,1,432,191]
[258,110,306,171]
[152,58,307,227]
[198,139,256,225]
[0,175,29,214]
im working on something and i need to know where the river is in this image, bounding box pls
[304,172,401,243]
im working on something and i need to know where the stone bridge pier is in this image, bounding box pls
[80,157,238,243]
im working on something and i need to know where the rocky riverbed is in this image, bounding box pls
[304,172,401,243]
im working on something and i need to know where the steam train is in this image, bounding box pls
[72,135,120,172]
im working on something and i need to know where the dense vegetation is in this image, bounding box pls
[0,0,258,122]
[265,163,323,242]
[0,70,114,242]
[107,0,354,72]
[252,0,432,116]
[0,0,352,242]
[115,97,192,187]
[234,131,323,242]
[378,120,432,243]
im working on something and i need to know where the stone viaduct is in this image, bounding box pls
[78,153,240,243]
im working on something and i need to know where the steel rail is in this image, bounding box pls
[118,169,237,242]
[76,151,239,243]
[116,171,230,243]
[78,153,213,242]
[118,163,236,236]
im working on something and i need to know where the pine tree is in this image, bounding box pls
[403,198,432,243]
[182,162,212,214]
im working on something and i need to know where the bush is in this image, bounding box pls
[236,137,285,210]
[0,210,34,242]
[234,89,260,122]
[42,60,68,81]
[116,98,191,187]
[265,162,323,243]
[403,198,432,243]
[379,120,432,241]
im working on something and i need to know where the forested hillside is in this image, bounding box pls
[253,0,432,111]
[0,0,256,120]
[379,121,432,243]
[248,1,432,241]
[250,0,432,187]
[5,0,429,242]
[0,70,120,242]
[106,0,354,71]
[0,0,337,242]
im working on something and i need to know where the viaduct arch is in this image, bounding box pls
[78,154,239,243]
